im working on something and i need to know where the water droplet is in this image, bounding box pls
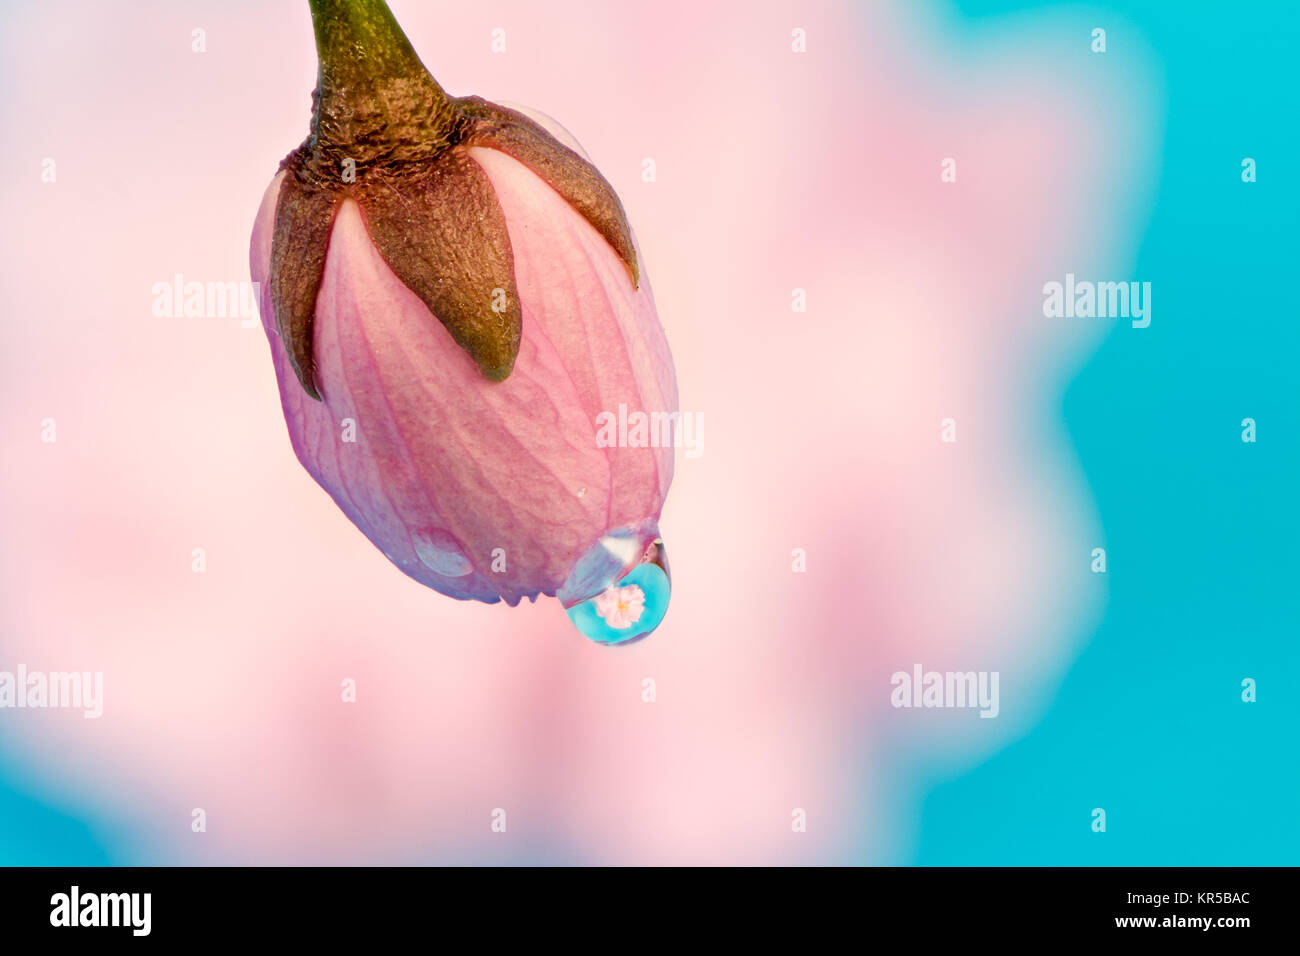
[577,486,586,498]
[412,529,473,577]
[560,522,670,646]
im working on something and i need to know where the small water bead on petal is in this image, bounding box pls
[412,529,474,577]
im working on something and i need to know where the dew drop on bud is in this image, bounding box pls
[559,522,670,645]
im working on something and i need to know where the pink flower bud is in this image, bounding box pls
[250,0,677,642]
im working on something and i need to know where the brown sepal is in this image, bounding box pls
[359,146,522,381]
[269,160,340,400]
[457,96,640,289]
[269,81,639,399]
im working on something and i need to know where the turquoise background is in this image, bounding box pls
[914,0,1299,865]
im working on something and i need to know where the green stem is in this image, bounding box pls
[306,0,459,162]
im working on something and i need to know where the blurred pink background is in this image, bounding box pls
[0,0,1155,863]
